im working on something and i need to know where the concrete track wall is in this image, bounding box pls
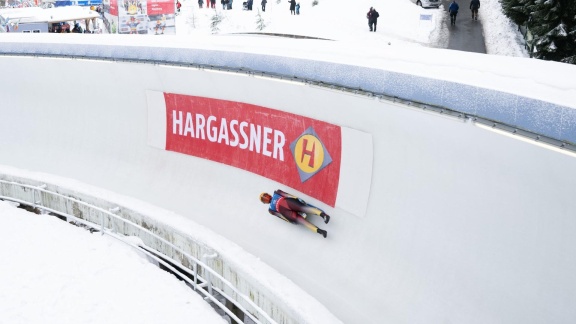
[1,34,575,145]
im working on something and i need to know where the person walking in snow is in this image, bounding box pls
[295,2,300,15]
[366,7,379,32]
[289,0,296,15]
[260,190,330,238]
[449,0,459,25]
[470,0,480,20]
[261,0,266,11]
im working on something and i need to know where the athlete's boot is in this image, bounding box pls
[317,228,327,238]
[320,212,330,224]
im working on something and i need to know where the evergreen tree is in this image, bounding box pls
[210,12,224,34]
[501,0,533,25]
[527,0,576,63]
[561,1,576,63]
[255,9,266,31]
[186,8,197,29]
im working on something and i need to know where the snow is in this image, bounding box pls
[0,0,572,323]
[0,200,227,324]
[479,0,529,56]
[173,0,528,57]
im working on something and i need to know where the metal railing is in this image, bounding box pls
[0,178,277,324]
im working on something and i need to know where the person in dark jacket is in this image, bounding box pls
[366,7,379,32]
[261,0,266,11]
[71,22,83,33]
[448,0,459,26]
[289,0,296,14]
[470,0,480,20]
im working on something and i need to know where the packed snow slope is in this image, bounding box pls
[173,0,528,57]
[0,201,228,324]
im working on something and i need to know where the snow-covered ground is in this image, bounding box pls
[0,200,227,324]
[173,0,528,57]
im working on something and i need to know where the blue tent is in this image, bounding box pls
[53,0,102,7]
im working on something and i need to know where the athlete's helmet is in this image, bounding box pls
[259,192,271,204]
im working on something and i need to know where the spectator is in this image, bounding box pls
[71,22,83,33]
[470,0,480,20]
[366,7,379,32]
[295,2,300,14]
[51,22,62,33]
[449,0,459,25]
[289,0,296,15]
[261,0,266,11]
[61,21,71,33]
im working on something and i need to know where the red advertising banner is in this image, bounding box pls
[164,93,341,207]
[147,0,175,15]
[104,0,175,34]
[108,0,118,16]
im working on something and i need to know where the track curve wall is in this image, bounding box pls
[2,34,575,146]
[1,35,576,324]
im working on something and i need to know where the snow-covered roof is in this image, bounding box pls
[0,6,99,24]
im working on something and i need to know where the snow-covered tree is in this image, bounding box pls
[210,12,224,34]
[255,9,266,31]
[502,0,576,64]
[527,0,576,63]
[186,8,197,29]
[501,0,533,25]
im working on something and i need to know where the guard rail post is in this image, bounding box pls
[202,252,218,299]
